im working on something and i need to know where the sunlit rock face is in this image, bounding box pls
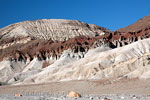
[0,19,110,41]
[1,15,150,85]
[117,15,150,32]
[19,38,150,84]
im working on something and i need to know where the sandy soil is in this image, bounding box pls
[0,78,150,95]
[0,79,150,100]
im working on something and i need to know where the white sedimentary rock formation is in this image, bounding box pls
[0,19,109,41]
[3,38,149,85]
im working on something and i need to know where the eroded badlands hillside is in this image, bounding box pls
[118,15,150,32]
[0,15,150,85]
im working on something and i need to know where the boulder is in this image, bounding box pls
[14,93,22,97]
[67,91,81,97]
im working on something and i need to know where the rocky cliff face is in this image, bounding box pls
[1,15,150,85]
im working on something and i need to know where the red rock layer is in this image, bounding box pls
[0,26,150,62]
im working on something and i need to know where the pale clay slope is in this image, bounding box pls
[0,19,106,41]
[1,38,150,85]
[13,38,150,85]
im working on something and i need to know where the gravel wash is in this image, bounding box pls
[0,93,150,100]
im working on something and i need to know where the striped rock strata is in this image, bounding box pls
[0,15,150,85]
